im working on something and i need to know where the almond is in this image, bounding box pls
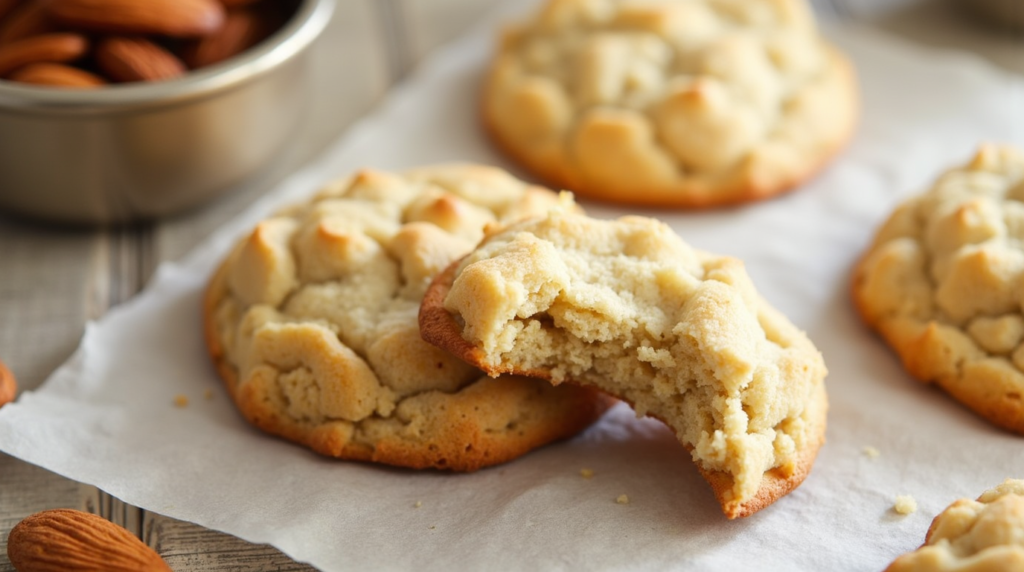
[7,509,172,572]
[95,37,186,82]
[8,62,104,87]
[0,0,23,24]
[181,8,267,68]
[0,32,87,77]
[0,1,56,46]
[46,0,226,38]
[0,359,15,408]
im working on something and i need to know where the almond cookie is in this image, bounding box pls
[482,0,858,208]
[419,211,828,517]
[885,479,1024,571]
[205,166,614,471]
[853,145,1024,434]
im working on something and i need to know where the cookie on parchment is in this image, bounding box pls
[419,211,828,517]
[483,0,858,208]
[885,479,1024,572]
[205,165,614,471]
[853,145,1024,434]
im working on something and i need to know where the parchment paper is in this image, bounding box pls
[2,3,1024,570]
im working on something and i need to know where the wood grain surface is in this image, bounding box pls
[0,0,1020,570]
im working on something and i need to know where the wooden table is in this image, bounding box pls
[0,1,1020,569]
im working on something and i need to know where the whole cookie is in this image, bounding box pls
[420,211,828,517]
[205,165,614,471]
[483,0,858,208]
[886,479,1024,571]
[853,145,1024,434]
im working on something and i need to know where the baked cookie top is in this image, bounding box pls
[853,145,1024,434]
[204,165,613,471]
[483,0,858,207]
[420,211,828,517]
[886,479,1024,572]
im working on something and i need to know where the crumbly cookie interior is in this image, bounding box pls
[442,212,827,508]
[886,479,1024,572]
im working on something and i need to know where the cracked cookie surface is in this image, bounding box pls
[886,479,1024,572]
[483,0,857,208]
[419,211,828,517]
[205,165,614,471]
[853,145,1024,434]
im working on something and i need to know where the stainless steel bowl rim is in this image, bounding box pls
[0,0,334,116]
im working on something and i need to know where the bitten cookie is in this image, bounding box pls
[205,165,614,471]
[852,145,1024,434]
[885,479,1024,572]
[419,211,828,518]
[483,0,857,208]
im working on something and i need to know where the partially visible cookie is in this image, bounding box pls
[420,211,828,517]
[852,145,1024,434]
[205,165,614,471]
[0,359,15,408]
[885,479,1024,572]
[483,0,858,208]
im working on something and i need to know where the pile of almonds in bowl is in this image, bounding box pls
[0,0,297,88]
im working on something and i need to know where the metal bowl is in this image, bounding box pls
[0,0,335,225]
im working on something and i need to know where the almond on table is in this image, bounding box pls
[6,509,172,572]
[0,359,15,408]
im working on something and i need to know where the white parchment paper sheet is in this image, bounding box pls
[3,4,1024,570]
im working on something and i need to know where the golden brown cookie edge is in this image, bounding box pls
[850,250,1024,435]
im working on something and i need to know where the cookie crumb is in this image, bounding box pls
[616,494,629,505]
[580,468,594,479]
[414,501,422,509]
[173,394,189,408]
[894,495,917,515]
[204,389,214,400]
[863,446,880,458]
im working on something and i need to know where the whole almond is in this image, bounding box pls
[0,1,55,46]
[96,37,186,82]
[0,359,15,408]
[0,32,87,77]
[7,509,172,572]
[8,62,104,87]
[182,8,267,68]
[47,0,226,38]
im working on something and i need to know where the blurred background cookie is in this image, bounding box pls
[205,165,614,471]
[483,0,858,208]
[853,145,1024,434]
